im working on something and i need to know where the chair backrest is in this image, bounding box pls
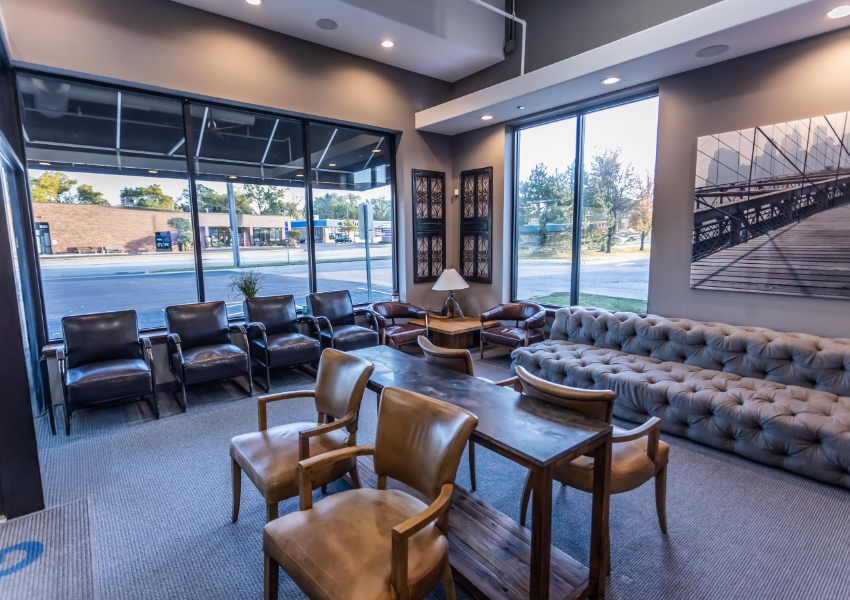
[62,310,142,369]
[417,336,474,377]
[516,365,615,423]
[370,301,422,321]
[307,290,355,326]
[314,348,375,420]
[165,301,231,350]
[489,302,544,322]
[374,387,478,500]
[244,295,298,336]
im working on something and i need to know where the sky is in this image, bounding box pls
[518,96,660,182]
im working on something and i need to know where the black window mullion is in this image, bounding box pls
[181,100,205,303]
[303,121,317,294]
[570,114,585,306]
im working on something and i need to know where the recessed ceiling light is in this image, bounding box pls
[228,175,237,179]
[695,44,730,58]
[601,77,621,85]
[381,40,394,48]
[481,115,493,120]
[245,0,262,5]
[296,174,304,177]
[828,5,850,18]
[39,162,50,166]
[517,106,526,110]
[371,149,381,153]
[148,170,158,174]
[328,163,336,167]
[316,18,338,30]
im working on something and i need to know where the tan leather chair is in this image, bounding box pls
[229,348,374,522]
[514,366,668,537]
[263,386,478,600]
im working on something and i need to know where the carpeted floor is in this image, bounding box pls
[22,346,850,599]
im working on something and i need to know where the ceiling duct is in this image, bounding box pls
[31,78,70,119]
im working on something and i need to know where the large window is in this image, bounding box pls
[18,74,396,339]
[514,96,658,312]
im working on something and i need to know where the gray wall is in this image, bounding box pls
[651,27,850,338]
[0,0,454,309]
[451,0,720,98]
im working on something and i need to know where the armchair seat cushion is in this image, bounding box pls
[230,423,352,505]
[264,488,447,600]
[66,358,152,406]
[251,333,322,368]
[173,343,249,385]
[383,323,427,347]
[322,324,379,352]
[482,326,544,348]
[556,427,670,494]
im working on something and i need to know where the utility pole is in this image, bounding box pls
[227,182,242,267]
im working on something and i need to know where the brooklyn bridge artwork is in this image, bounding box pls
[690,111,850,299]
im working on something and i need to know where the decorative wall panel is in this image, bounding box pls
[459,167,492,284]
[412,169,446,283]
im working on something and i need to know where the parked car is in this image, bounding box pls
[335,235,352,244]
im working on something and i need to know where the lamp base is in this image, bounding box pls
[443,291,465,320]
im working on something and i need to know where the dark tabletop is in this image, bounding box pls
[350,346,612,468]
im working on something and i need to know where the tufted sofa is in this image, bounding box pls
[511,307,850,487]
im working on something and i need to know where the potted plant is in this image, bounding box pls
[227,267,268,299]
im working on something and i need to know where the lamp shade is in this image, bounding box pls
[432,268,469,291]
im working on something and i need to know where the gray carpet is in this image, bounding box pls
[26,346,850,599]
[0,499,96,600]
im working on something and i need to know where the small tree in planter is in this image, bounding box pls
[288,230,302,246]
[227,268,268,299]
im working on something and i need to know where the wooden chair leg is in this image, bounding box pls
[264,552,279,600]
[441,560,457,600]
[349,465,362,489]
[231,458,241,523]
[266,502,278,522]
[468,440,476,492]
[480,336,484,359]
[321,484,327,494]
[655,465,668,534]
[519,470,533,527]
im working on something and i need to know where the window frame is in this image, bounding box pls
[511,92,659,308]
[13,68,400,341]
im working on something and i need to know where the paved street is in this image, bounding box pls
[516,252,651,301]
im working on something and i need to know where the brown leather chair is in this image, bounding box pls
[514,366,669,538]
[370,301,430,348]
[263,386,478,600]
[230,348,374,522]
[244,295,323,391]
[479,302,546,358]
[166,301,252,411]
[307,290,380,352]
[58,310,157,435]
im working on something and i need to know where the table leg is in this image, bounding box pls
[589,435,612,600]
[529,464,553,599]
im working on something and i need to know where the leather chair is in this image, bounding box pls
[263,386,478,600]
[230,348,374,522]
[306,290,379,352]
[166,301,252,412]
[479,302,546,358]
[370,301,430,348]
[244,295,323,391]
[58,310,158,435]
[513,366,669,539]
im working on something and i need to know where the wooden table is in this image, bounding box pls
[350,346,613,600]
[411,315,500,349]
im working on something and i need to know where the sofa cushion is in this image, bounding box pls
[512,340,850,487]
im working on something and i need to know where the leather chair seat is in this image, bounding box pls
[251,333,322,368]
[321,324,379,352]
[66,358,152,406]
[230,423,353,505]
[174,344,249,385]
[556,426,670,494]
[264,488,447,600]
[482,326,545,348]
[384,323,426,347]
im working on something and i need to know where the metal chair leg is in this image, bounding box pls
[47,401,56,435]
[179,382,188,413]
[232,458,241,523]
[63,402,71,436]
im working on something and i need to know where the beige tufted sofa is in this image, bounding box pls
[510,307,850,487]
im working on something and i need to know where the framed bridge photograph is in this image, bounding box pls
[690,112,850,299]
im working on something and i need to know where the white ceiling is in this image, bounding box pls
[170,0,506,82]
[416,0,850,134]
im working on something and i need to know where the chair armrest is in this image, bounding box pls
[56,348,67,379]
[315,316,334,338]
[257,390,317,431]
[140,337,156,391]
[612,417,662,464]
[296,315,321,337]
[354,308,379,330]
[231,324,250,353]
[298,411,358,460]
[519,310,546,331]
[167,333,183,367]
[392,483,454,596]
[244,321,266,341]
[493,376,521,392]
[479,306,505,322]
[298,445,376,510]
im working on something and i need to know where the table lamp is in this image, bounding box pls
[432,268,469,319]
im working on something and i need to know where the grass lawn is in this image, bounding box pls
[528,292,647,314]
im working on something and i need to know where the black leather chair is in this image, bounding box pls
[58,310,157,435]
[243,295,323,392]
[306,290,379,352]
[166,301,252,411]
